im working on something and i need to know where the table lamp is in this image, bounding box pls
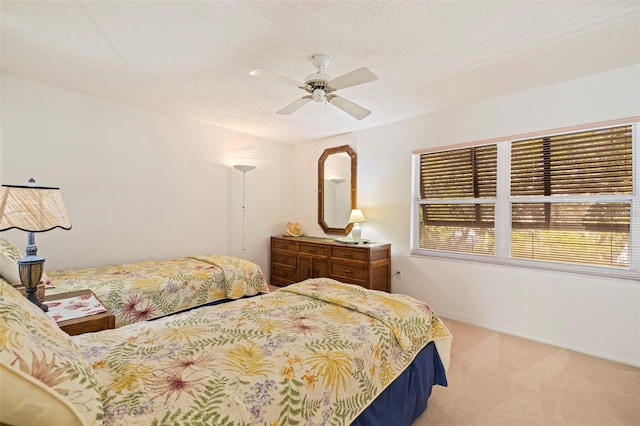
[348,209,366,243]
[0,179,72,311]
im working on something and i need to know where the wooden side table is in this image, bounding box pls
[45,290,115,336]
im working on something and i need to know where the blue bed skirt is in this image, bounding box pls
[351,341,447,426]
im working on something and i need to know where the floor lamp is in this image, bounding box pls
[233,164,256,260]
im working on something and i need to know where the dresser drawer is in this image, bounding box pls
[272,239,297,251]
[330,246,368,262]
[272,252,297,267]
[272,265,298,283]
[329,262,368,282]
[299,243,327,257]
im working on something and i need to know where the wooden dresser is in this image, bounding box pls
[270,236,391,292]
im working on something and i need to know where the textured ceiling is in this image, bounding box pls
[1,1,639,144]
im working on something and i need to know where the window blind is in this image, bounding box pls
[419,145,497,255]
[510,125,632,268]
[420,145,497,199]
[511,125,633,197]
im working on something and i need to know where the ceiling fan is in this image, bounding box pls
[250,54,378,120]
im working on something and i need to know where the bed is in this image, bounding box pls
[45,255,269,327]
[0,238,269,327]
[0,277,452,426]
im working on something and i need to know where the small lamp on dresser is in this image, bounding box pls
[348,209,366,243]
[0,179,72,312]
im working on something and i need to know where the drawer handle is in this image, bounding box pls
[309,249,317,253]
[344,253,353,257]
[280,257,288,262]
[342,269,353,274]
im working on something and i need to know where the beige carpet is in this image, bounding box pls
[414,319,640,425]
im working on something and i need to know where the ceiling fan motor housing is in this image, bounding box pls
[305,72,330,86]
[305,71,334,103]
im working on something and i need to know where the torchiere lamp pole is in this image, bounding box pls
[233,165,256,260]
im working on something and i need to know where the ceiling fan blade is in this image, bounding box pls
[276,96,312,115]
[328,67,378,90]
[250,68,302,88]
[327,95,372,120]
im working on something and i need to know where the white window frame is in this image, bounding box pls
[411,119,640,280]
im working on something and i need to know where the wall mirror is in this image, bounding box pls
[318,145,357,235]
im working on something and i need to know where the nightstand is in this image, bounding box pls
[44,289,115,335]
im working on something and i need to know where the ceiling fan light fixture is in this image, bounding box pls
[313,88,325,103]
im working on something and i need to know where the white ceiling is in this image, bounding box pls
[1,1,639,144]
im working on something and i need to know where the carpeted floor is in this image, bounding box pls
[414,319,640,425]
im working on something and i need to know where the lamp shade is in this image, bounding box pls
[233,164,256,172]
[0,184,72,232]
[348,209,365,224]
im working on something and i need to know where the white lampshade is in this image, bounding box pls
[348,209,365,224]
[233,164,256,172]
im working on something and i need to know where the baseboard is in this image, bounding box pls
[438,311,640,368]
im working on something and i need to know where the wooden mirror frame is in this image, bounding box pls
[318,145,357,235]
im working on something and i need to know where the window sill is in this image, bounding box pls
[410,249,640,281]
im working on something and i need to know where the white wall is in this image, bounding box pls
[292,65,640,366]
[0,74,294,276]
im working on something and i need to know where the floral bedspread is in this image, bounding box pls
[47,255,268,327]
[72,278,452,425]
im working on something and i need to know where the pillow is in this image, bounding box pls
[41,270,52,286]
[0,362,84,426]
[0,279,104,425]
[0,237,22,285]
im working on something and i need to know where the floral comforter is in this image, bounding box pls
[47,255,269,327]
[72,278,453,425]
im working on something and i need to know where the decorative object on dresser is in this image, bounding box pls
[44,289,115,335]
[233,164,256,260]
[285,222,304,237]
[348,208,366,242]
[0,179,72,312]
[270,235,391,292]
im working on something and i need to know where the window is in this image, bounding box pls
[412,121,638,279]
[418,145,497,255]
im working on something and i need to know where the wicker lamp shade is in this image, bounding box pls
[0,181,71,312]
[0,184,71,232]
